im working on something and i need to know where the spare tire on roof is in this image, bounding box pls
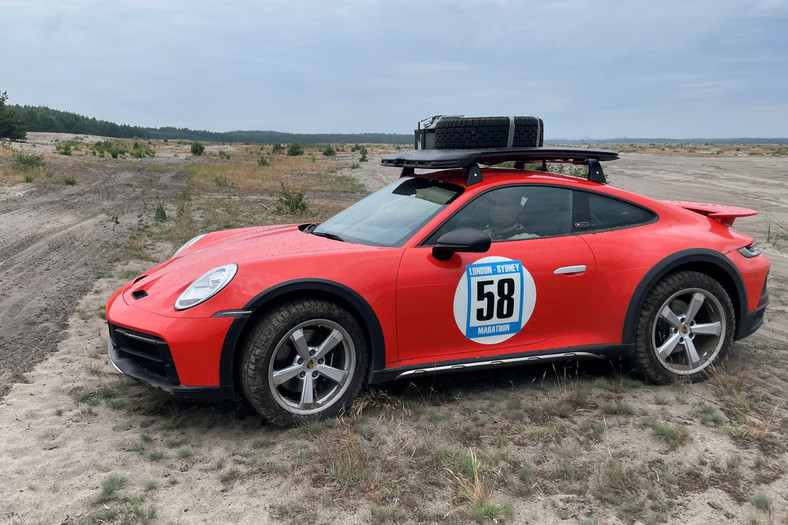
[434,116,544,149]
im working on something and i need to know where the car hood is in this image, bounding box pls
[122,224,379,309]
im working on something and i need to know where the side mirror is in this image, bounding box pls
[432,228,491,261]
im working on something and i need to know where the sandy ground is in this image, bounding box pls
[0,137,786,524]
[0,133,193,400]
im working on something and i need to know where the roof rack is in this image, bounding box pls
[381,147,619,185]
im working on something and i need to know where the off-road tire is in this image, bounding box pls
[240,298,368,426]
[434,116,544,149]
[634,271,734,384]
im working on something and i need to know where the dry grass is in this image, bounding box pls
[185,155,350,195]
[586,142,788,157]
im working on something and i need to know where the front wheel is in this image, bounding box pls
[635,271,735,383]
[241,299,368,426]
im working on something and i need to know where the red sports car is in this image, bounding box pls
[107,123,769,426]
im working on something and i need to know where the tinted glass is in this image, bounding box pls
[427,185,574,243]
[581,193,655,230]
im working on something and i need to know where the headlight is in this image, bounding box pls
[174,233,207,255]
[737,243,762,258]
[174,264,238,310]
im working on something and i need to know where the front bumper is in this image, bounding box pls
[108,331,235,400]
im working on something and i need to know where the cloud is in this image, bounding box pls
[1,0,786,136]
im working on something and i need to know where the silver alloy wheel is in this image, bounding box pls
[267,318,356,416]
[651,287,726,376]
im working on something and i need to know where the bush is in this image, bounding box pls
[154,203,167,222]
[257,155,269,167]
[63,176,76,185]
[55,141,73,156]
[191,141,205,156]
[11,151,45,172]
[271,143,284,154]
[91,140,127,159]
[276,184,308,214]
[322,145,336,156]
[359,146,368,162]
[287,142,304,156]
[130,141,155,158]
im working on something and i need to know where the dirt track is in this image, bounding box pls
[0,135,187,398]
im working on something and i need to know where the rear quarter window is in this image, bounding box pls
[577,192,656,231]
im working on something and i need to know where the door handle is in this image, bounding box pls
[554,265,586,275]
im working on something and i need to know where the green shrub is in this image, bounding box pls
[271,143,284,154]
[257,155,269,166]
[55,142,72,155]
[11,151,45,172]
[276,184,308,214]
[130,141,155,158]
[63,176,76,185]
[191,141,205,156]
[359,146,368,162]
[213,176,231,188]
[154,204,167,222]
[322,145,336,156]
[91,140,127,159]
[287,142,304,156]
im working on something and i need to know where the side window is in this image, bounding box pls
[428,186,574,243]
[574,192,655,231]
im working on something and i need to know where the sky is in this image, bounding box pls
[2,0,787,139]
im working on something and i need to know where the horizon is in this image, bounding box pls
[13,103,788,143]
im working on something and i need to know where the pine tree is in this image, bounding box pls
[0,91,27,140]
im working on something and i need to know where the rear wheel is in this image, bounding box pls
[241,299,367,426]
[635,271,734,383]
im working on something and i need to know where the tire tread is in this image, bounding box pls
[240,298,368,426]
[633,271,734,384]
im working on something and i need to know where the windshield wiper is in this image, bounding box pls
[311,231,346,242]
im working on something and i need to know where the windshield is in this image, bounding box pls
[313,177,464,247]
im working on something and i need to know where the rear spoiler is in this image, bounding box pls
[665,201,757,227]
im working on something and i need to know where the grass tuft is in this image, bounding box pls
[95,474,126,504]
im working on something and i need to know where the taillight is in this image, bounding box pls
[737,243,762,258]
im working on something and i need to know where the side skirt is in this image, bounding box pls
[369,344,633,384]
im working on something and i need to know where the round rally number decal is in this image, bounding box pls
[453,256,536,345]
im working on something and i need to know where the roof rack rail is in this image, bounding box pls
[381,147,619,185]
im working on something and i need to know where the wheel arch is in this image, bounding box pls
[218,279,386,395]
[622,249,747,345]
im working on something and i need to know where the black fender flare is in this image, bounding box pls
[218,279,386,391]
[622,249,747,344]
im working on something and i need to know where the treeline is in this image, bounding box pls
[11,105,413,144]
[13,105,149,139]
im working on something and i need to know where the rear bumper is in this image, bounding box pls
[735,276,769,340]
[735,302,768,340]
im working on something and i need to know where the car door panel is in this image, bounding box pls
[394,236,596,365]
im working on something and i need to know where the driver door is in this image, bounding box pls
[394,185,596,365]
